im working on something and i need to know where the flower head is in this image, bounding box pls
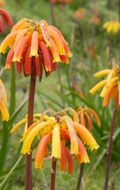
[0,8,13,33]
[0,79,9,121]
[11,108,99,173]
[89,66,120,107]
[0,18,72,79]
[77,107,101,131]
[103,20,120,34]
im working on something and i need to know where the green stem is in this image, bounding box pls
[0,155,23,189]
[0,122,8,173]
[10,64,16,115]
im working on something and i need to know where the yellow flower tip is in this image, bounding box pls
[95,69,111,78]
[12,56,21,62]
[30,51,38,57]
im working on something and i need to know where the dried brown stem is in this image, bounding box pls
[25,75,36,190]
[51,158,57,190]
[76,163,84,190]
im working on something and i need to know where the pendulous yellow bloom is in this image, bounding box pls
[11,108,99,173]
[0,79,9,121]
[90,65,120,107]
[103,20,120,34]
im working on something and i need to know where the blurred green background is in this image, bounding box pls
[0,0,120,189]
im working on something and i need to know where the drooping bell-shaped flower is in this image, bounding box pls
[0,18,72,79]
[77,107,101,131]
[0,8,13,33]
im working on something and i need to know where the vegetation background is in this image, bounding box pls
[0,0,120,189]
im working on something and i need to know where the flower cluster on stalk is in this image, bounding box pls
[0,18,72,79]
[90,66,120,107]
[11,108,99,173]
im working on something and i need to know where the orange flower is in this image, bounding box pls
[89,15,101,25]
[77,107,101,131]
[0,8,13,33]
[0,18,72,79]
[11,108,99,173]
[73,8,86,20]
[90,66,120,107]
[0,79,9,121]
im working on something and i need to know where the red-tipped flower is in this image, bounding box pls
[0,18,72,79]
[0,8,13,33]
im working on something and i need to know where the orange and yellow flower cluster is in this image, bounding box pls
[11,108,99,173]
[90,66,120,107]
[0,18,72,79]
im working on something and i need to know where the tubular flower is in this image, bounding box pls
[103,20,120,34]
[0,79,9,121]
[0,18,72,79]
[77,107,101,131]
[89,65,120,107]
[11,108,99,173]
[0,8,13,33]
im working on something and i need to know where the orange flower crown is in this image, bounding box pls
[11,108,99,173]
[0,8,13,33]
[0,18,72,79]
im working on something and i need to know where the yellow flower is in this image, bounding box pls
[0,79,9,121]
[90,66,120,107]
[103,20,120,34]
[11,108,99,172]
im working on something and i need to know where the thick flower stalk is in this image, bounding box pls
[89,66,120,107]
[11,108,99,190]
[103,20,120,33]
[90,66,119,190]
[0,18,72,79]
[0,79,9,121]
[0,8,13,33]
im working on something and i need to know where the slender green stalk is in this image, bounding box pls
[10,64,16,115]
[104,108,117,190]
[0,155,23,189]
[0,122,8,172]
[76,164,84,190]
[51,158,57,190]
[0,65,16,173]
